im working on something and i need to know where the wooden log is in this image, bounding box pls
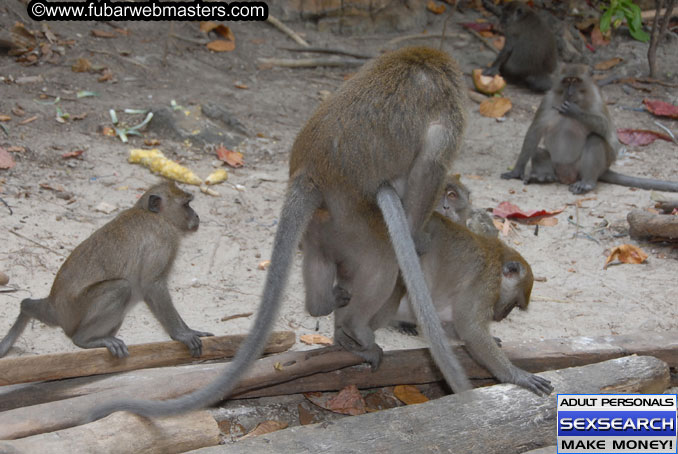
[0,331,295,386]
[189,356,670,454]
[1,332,677,440]
[628,210,678,240]
[0,411,219,454]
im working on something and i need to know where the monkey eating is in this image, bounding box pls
[437,174,497,237]
[380,212,552,396]
[483,2,558,93]
[502,64,678,194]
[89,46,471,421]
[0,181,213,359]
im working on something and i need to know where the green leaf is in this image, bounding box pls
[600,8,613,32]
[629,26,650,42]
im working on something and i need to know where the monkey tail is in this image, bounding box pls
[600,171,678,192]
[0,299,37,357]
[376,185,471,394]
[87,175,323,421]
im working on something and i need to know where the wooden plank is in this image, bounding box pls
[1,332,676,440]
[0,331,295,386]
[628,210,678,240]
[0,411,219,454]
[190,356,670,454]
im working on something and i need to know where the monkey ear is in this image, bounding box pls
[502,261,521,278]
[148,194,163,213]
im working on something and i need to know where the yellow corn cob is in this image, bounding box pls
[204,168,228,185]
[128,149,203,186]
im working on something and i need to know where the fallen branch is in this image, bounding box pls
[190,356,670,453]
[266,14,309,47]
[280,46,372,59]
[462,28,500,54]
[1,332,676,439]
[0,411,220,454]
[0,331,295,386]
[628,210,678,240]
[258,57,365,69]
[383,32,466,48]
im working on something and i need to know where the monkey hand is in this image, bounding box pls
[483,66,500,77]
[511,368,553,396]
[554,101,583,117]
[333,285,352,308]
[102,337,130,358]
[173,328,214,357]
[500,168,524,181]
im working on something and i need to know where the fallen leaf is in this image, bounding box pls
[71,57,91,72]
[300,334,333,346]
[326,385,366,416]
[479,97,512,118]
[10,23,37,51]
[199,21,219,33]
[239,421,288,440]
[101,126,116,136]
[493,201,564,220]
[234,82,249,89]
[461,22,493,32]
[62,150,84,159]
[214,25,235,41]
[394,385,429,405]
[298,404,318,425]
[206,39,235,52]
[216,145,244,168]
[365,390,400,412]
[91,29,116,38]
[19,115,38,125]
[643,99,678,119]
[6,146,26,153]
[258,260,271,270]
[617,128,674,146]
[0,115,10,122]
[594,57,623,71]
[12,106,25,117]
[0,147,16,169]
[98,69,114,82]
[604,244,648,269]
[427,0,446,14]
[528,216,558,226]
[590,25,610,47]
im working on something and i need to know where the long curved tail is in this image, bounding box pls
[376,185,471,393]
[600,170,678,192]
[89,175,322,420]
[0,310,30,357]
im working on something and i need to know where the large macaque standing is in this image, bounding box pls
[502,64,678,193]
[90,46,471,421]
[483,2,558,92]
[378,213,552,396]
[0,181,213,359]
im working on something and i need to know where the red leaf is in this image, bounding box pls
[62,150,84,159]
[0,146,16,169]
[461,22,493,32]
[492,201,563,220]
[643,99,678,119]
[617,129,674,146]
[215,145,244,168]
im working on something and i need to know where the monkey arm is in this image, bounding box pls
[143,281,213,357]
[555,101,610,139]
[501,119,543,181]
[483,41,513,76]
[453,311,553,396]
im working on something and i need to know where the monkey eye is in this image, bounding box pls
[447,191,457,199]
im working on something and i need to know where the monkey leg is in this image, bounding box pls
[570,135,608,194]
[71,280,132,358]
[333,255,399,369]
[143,281,213,358]
[301,237,342,317]
[527,148,557,184]
[523,74,552,93]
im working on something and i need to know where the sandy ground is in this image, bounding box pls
[1,2,677,365]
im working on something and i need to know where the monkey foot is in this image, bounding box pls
[334,328,384,370]
[500,170,523,181]
[395,321,419,336]
[174,329,214,357]
[512,369,553,396]
[569,181,595,194]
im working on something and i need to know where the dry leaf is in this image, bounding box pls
[214,25,235,41]
[206,40,235,52]
[71,57,91,72]
[594,57,623,71]
[239,421,288,440]
[19,115,38,125]
[91,29,116,38]
[479,97,512,118]
[604,244,648,269]
[493,201,564,220]
[298,404,318,425]
[12,106,25,117]
[200,21,219,33]
[617,128,674,146]
[300,334,333,346]
[590,25,610,47]
[62,150,84,159]
[394,385,429,405]
[427,0,446,14]
[216,145,244,168]
[258,260,271,270]
[0,115,10,122]
[0,147,16,170]
[234,82,249,89]
[643,99,678,119]
[325,385,367,416]
[98,69,114,82]
[6,146,26,153]
[365,390,400,412]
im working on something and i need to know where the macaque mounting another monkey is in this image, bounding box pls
[0,181,213,359]
[483,2,558,92]
[502,64,678,194]
[380,212,552,396]
[90,46,471,421]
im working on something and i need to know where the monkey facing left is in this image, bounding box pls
[0,181,213,359]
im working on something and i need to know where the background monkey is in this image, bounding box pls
[437,174,497,237]
[0,181,213,359]
[90,46,471,421]
[483,2,558,92]
[377,212,552,396]
[502,64,678,194]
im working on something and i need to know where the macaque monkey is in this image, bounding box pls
[437,174,497,237]
[90,46,471,421]
[502,64,678,194]
[379,213,552,396]
[484,2,558,92]
[0,181,213,359]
